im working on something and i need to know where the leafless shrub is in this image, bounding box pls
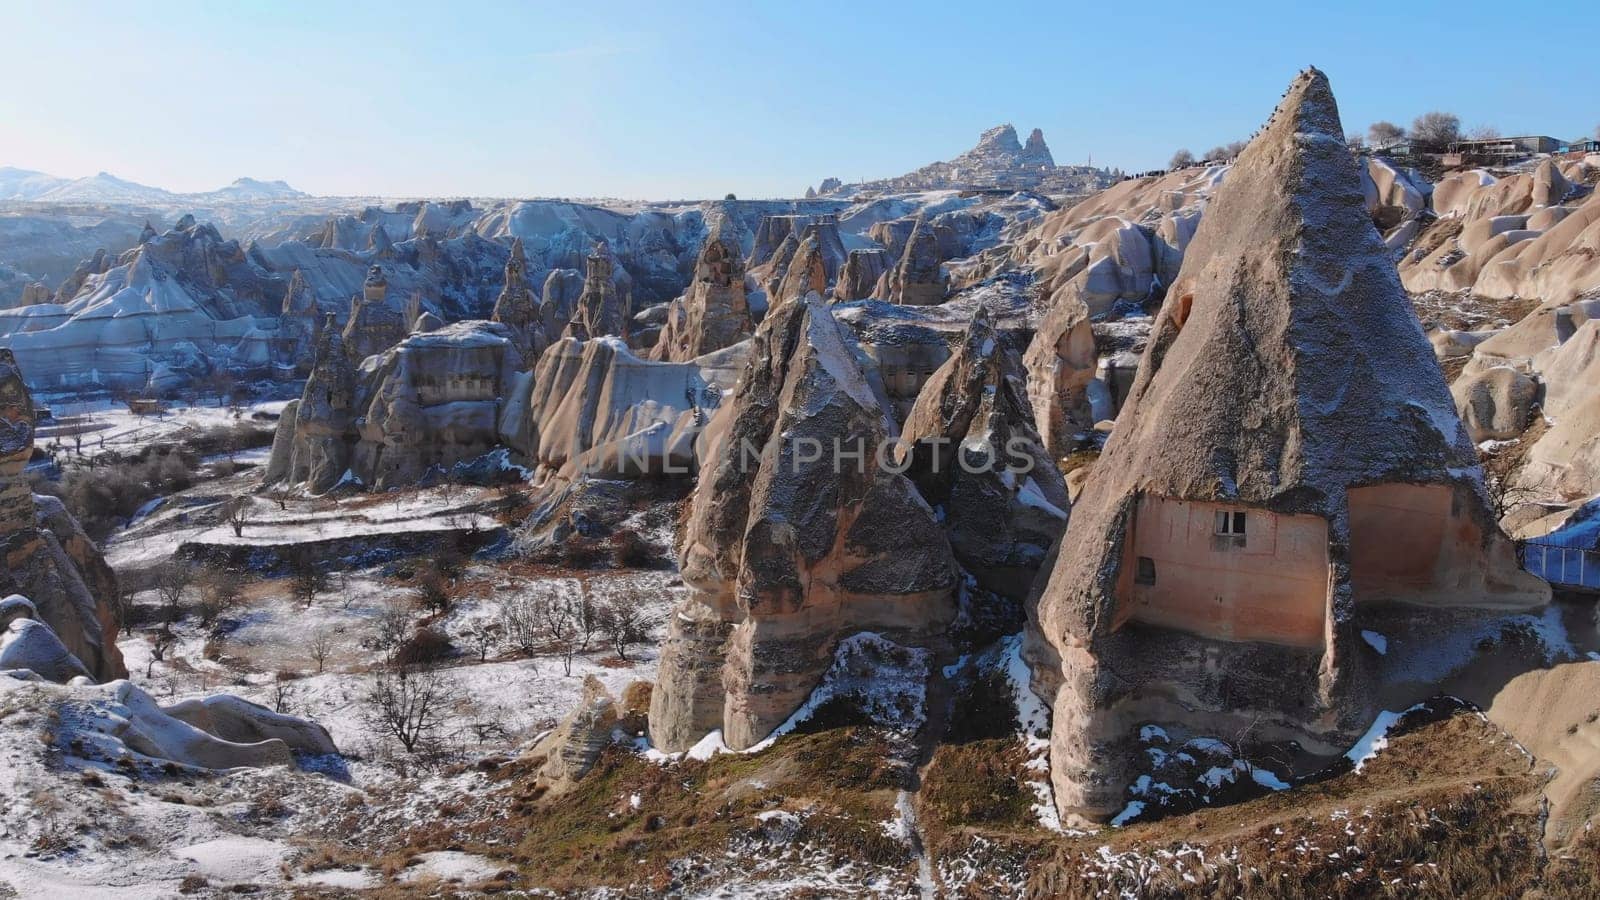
[362,665,461,754]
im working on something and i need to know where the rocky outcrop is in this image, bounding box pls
[164,694,339,757]
[1025,69,1546,825]
[350,322,526,490]
[277,269,321,375]
[1,597,92,683]
[1401,159,1597,301]
[285,315,357,492]
[0,352,125,682]
[0,220,279,389]
[894,306,1069,596]
[650,220,753,362]
[342,266,408,364]
[270,321,525,492]
[818,124,1115,196]
[1451,366,1536,443]
[540,267,584,338]
[1022,285,1098,456]
[563,246,628,341]
[0,349,34,536]
[501,335,743,485]
[523,676,619,794]
[834,249,890,302]
[649,293,959,752]
[883,217,947,306]
[772,232,831,306]
[491,237,546,361]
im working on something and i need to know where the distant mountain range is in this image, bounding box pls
[0,168,307,203]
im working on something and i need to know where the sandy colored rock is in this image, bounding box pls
[650,293,958,753]
[524,675,619,794]
[834,249,890,302]
[650,216,753,362]
[894,305,1069,597]
[491,237,547,361]
[342,265,408,364]
[164,693,338,757]
[1451,365,1537,442]
[883,216,947,306]
[1025,69,1546,824]
[563,245,627,341]
[1022,285,1097,457]
[288,314,358,492]
[350,321,526,489]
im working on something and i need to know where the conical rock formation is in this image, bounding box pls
[1025,68,1547,824]
[649,293,959,752]
[650,218,753,362]
[894,305,1070,597]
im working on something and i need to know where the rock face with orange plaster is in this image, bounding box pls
[648,292,958,753]
[1024,69,1547,825]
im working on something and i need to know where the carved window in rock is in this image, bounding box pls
[1214,510,1246,538]
[1135,556,1156,585]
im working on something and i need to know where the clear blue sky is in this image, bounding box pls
[0,0,1590,199]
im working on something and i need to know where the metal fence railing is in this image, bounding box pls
[1518,540,1600,591]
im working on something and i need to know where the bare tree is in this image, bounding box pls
[154,561,193,624]
[270,671,299,714]
[285,548,328,608]
[1168,148,1195,170]
[576,588,599,652]
[147,627,176,678]
[537,594,581,676]
[1466,124,1501,140]
[596,599,653,662]
[496,595,542,657]
[309,628,336,674]
[1367,120,1405,148]
[267,486,290,511]
[194,563,245,627]
[362,665,460,754]
[370,606,413,658]
[413,564,453,616]
[222,497,249,538]
[1410,111,1461,146]
[464,617,499,663]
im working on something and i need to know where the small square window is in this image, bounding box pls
[1135,556,1156,585]
[1215,510,1247,536]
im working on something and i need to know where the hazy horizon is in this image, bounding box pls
[2,0,1591,200]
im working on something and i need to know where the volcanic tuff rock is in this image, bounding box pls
[0,351,125,681]
[523,676,621,795]
[834,248,890,302]
[1025,69,1546,824]
[772,232,832,306]
[650,218,754,362]
[349,322,526,490]
[500,335,743,487]
[284,315,358,493]
[894,306,1069,597]
[882,216,947,306]
[540,267,585,338]
[491,237,547,361]
[1402,159,1597,301]
[342,265,408,363]
[0,599,337,768]
[277,268,321,375]
[1022,283,1098,456]
[1450,365,1537,443]
[563,246,628,341]
[816,124,1115,196]
[649,293,959,753]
